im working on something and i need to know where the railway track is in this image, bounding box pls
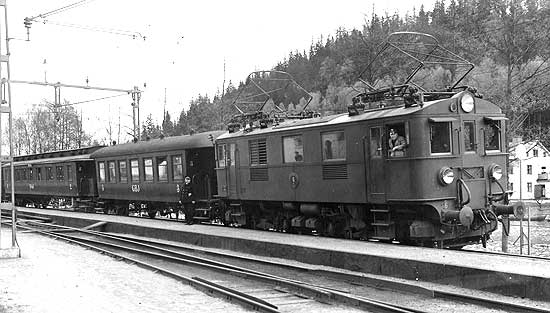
[3,215,548,313]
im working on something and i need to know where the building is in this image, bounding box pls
[508,138,550,201]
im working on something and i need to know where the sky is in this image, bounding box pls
[4,0,435,143]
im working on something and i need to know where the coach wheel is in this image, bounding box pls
[147,210,157,219]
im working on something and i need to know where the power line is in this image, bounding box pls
[28,0,95,20]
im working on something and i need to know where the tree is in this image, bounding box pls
[10,100,92,155]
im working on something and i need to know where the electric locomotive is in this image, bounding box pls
[213,32,523,247]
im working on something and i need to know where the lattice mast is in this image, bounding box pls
[0,0,20,258]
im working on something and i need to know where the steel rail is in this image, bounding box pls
[7,213,550,313]
[5,220,281,313]
[18,219,426,313]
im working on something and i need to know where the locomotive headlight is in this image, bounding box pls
[489,164,503,181]
[460,93,475,113]
[438,167,455,185]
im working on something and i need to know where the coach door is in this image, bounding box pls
[366,126,386,202]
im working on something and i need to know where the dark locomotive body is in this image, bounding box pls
[2,146,103,209]
[89,131,223,217]
[215,91,514,247]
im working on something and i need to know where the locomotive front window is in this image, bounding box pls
[118,161,127,183]
[130,159,139,182]
[322,131,346,161]
[144,158,153,181]
[108,161,116,182]
[283,135,304,163]
[464,121,475,152]
[98,162,105,183]
[430,122,451,154]
[484,121,501,151]
[172,156,183,180]
[157,157,168,181]
[217,144,226,168]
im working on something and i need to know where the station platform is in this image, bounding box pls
[13,207,550,301]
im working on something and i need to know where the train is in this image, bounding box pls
[1,32,523,248]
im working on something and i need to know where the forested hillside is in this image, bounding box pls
[155,0,549,146]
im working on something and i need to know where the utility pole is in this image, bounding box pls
[0,0,21,259]
[9,80,142,141]
[222,58,226,98]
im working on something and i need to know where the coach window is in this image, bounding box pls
[283,135,304,163]
[484,120,501,151]
[144,158,154,181]
[464,121,476,152]
[130,159,139,182]
[36,168,42,181]
[46,167,53,180]
[429,121,452,154]
[67,165,73,182]
[108,161,116,182]
[322,131,346,161]
[118,160,127,183]
[172,156,183,180]
[56,166,64,181]
[370,127,383,158]
[29,168,34,181]
[157,157,168,182]
[98,162,106,183]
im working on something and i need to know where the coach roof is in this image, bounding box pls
[90,130,226,159]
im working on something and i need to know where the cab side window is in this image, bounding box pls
[283,135,304,163]
[430,122,451,154]
[387,123,408,157]
[369,127,383,158]
[322,131,346,161]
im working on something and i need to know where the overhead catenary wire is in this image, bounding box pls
[27,0,95,20]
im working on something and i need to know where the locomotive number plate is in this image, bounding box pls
[131,184,141,193]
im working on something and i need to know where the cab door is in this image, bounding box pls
[227,143,240,198]
[366,126,386,203]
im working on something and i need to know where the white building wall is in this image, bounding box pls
[508,141,550,200]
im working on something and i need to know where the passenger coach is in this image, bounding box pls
[90,131,224,217]
[2,146,103,209]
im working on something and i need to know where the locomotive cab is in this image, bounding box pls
[374,91,519,247]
